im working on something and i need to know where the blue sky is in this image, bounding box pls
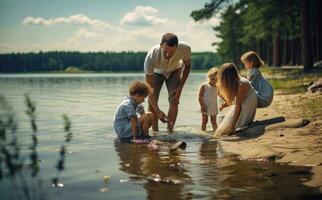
[0,0,220,53]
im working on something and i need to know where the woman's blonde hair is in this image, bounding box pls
[207,67,218,80]
[241,51,264,68]
[217,63,240,105]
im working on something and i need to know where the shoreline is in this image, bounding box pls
[216,91,322,191]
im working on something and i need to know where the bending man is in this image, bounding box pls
[144,33,191,132]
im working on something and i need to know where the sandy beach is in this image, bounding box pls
[217,91,322,191]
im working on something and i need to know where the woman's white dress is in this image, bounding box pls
[215,78,257,136]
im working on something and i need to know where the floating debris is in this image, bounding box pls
[120,179,129,183]
[103,176,111,183]
[52,182,64,188]
[169,163,175,168]
[99,187,108,193]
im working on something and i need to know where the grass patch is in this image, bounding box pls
[296,95,322,119]
[253,67,322,94]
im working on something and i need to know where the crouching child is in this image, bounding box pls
[114,80,154,143]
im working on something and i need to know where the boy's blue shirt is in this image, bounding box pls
[114,96,138,138]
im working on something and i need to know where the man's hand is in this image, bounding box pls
[157,110,168,123]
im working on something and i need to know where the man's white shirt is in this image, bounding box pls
[144,42,191,79]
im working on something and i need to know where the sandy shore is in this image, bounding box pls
[217,91,322,191]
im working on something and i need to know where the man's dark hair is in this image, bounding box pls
[160,33,178,47]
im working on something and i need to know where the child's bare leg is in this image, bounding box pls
[139,111,154,136]
[201,113,208,131]
[210,115,217,131]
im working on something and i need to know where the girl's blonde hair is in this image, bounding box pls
[207,67,218,80]
[217,63,240,105]
[241,51,264,68]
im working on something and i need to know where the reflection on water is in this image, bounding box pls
[0,73,321,200]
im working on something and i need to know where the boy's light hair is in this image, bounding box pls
[217,63,240,105]
[129,80,152,97]
[241,51,264,68]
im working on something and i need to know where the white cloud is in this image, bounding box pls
[121,6,168,26]
[22,14,112,28]
[66,29,101,45]
[12,9,221,53]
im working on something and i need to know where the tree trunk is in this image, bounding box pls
[260,39,267,63]
[282,33,289,66]
[290,38,296,65]
[267,42,273,66]
[301,0,313,72]
[297,37,302,65]
[312,32,317,62]
[273,34,281,67]
[316,0,322,61]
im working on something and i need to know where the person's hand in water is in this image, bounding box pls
[157,111,168,123]
[167,121,174,133]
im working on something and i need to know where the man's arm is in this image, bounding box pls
[173,59,191,104]
[180,59,191,89]
[146,74,159,112]
[146,74,167,122]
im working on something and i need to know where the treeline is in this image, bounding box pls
[191,0,322,72]
[0,51,220,73]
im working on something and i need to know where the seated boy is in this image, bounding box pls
[114,80,154,143]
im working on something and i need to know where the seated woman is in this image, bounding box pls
[214,63,257,136]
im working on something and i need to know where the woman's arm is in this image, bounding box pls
[231,83,249,132]
[131,117,138,140]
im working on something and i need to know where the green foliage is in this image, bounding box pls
[0,51,220,73]
[263,68,322,94]
[191,0,321,70]
[301,96,322,118]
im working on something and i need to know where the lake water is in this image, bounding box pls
[0,73,321,200]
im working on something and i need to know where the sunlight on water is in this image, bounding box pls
[0,73,320,200]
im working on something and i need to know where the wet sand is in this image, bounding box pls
[216,91,322,191]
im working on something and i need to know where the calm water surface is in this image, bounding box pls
[0,73,321,200]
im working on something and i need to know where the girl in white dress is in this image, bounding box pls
[198,67,218,131]
[214,63,257,136]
